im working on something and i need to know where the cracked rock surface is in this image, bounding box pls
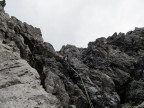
[0,4,144,108]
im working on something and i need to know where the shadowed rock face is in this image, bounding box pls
[0,4,144,108]
[0,0,6,8]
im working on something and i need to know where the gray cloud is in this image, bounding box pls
[5,0,144,50]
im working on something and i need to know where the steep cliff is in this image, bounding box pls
[0,4,144,108]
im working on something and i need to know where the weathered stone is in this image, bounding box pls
[125,80,144,105]
[1,1,144,108]
[0,22,7,32]
[0,40,61,108]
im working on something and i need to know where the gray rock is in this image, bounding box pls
[125,80,144,105]
[135,102,144,108]
[0,40,61,107]
[0,84,60,108]
[68,105,76,108]
[1,2,144,108]
[0,22,7,32]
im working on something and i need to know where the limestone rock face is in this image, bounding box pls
[0,5,60,108]
[1,3,144,108]
[0,40,60,108]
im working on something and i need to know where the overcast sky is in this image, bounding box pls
[5,0,144,51]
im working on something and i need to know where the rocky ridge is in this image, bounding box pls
[0,4,144,108]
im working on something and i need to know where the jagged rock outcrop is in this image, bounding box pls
[0,3,144,108]
[0,35,60,108]
[0,5,61,108]
[0,0,6,8]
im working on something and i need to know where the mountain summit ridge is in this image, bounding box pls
[0,4,144,108]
